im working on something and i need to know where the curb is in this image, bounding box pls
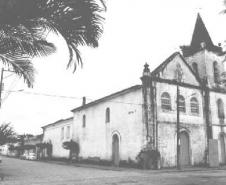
[36,159,226,173]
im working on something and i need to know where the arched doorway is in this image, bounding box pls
[220,134,226,164]
[112,134,120,166]
[179,131,190,166]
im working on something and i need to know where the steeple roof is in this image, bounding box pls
[181,13,223,57]
[190,13,214,49]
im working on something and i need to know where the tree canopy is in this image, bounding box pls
[0,0,106,87]
[0,122,16,145]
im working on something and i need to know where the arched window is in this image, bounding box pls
[213,61,220,83]
[82,115,86,128]
[161,92,171,111]
[190,97,199,114]
[105,107,110,123]
[217,99,225,119]
[179,95,186,112]
[192,62,199,76]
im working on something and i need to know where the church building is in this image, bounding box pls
[42,14,226,168]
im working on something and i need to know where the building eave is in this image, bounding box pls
[42,117,73,129]
[71,85,142,113]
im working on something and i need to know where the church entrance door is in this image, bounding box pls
[112,134,120,166]
[180,131,190,166]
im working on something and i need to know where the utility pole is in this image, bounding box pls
[176,83,181,170]
[175,64,183,170]
[0,68,4,108]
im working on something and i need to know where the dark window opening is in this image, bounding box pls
[178,95,186,112]
[213,61,220,84]
[82,115,86,128]
[190,97,199,114]
[217,99,225,119]
[161,92,171,111]
[192,62,199,76]
[105,107,110,123]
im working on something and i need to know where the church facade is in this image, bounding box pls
[42,14,226,167]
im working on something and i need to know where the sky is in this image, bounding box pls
[1,0,226,135]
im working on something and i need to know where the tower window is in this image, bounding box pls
[192,62,199,76]
[213,61,220,83]
[161,92,171,111]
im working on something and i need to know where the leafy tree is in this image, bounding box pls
[0,122,16,145]
[0,0,106,87]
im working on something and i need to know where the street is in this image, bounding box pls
[0,156,226,185]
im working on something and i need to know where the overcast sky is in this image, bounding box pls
[1,0,226,135]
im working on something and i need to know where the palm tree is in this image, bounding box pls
[0,0,106,87]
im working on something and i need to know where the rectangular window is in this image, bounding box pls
[66,126,70,139]
[61,127,64,140]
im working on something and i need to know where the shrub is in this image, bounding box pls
[62,140,80,161]
[136,148,160,169]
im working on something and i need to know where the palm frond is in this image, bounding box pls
[67,44,82,72]
[0,54,35,87]
[39,0,105,70]
[0,24,56,57]
[0,0,106,86]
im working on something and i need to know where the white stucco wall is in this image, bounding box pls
[42,118,73,158]
[72,87,144,162]
[156,82,206,167]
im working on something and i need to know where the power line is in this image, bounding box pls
[3,89,226,108]
[3,73,14,79]
[4,90,83,100]
[2,89,226,109]
[2,77,19,103]
[3,90,143,106]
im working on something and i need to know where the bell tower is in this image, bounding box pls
[180,13,226,88]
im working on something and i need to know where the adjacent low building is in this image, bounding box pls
[42,117,73,159]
